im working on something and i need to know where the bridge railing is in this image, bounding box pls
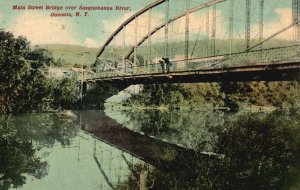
[86,45,300,80]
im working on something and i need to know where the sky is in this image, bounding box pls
[0,0,295,49]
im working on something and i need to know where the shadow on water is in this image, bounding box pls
[107,109,300,190]
[0,113,78,190]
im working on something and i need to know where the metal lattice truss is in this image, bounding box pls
[93,0,300,78]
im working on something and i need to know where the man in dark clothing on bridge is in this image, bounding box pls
[162,57,172,73]
[159,60,165,73]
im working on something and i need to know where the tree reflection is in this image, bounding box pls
[123,110,180,137]
[118,111,300,189]
[0,113,78,190]
[122,109,225,149]
[12,113,78,148]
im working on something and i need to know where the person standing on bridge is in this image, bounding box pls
[162,57,172,73]
[159,60,165,73]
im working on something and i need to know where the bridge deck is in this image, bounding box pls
[86,61,300,85]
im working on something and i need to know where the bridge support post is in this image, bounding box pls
[185,0,190,66]
[259,0,264,63]
[82,81,88,95]
[134,16,138,74]
[229,0,234,54]
[211,4,216,56]
[245,0,251,50]
[294,0,300,42]
[165,0,169,58]
[148,9,152,72]
[122,26,126,73]
[206,6,210,57]
[293,0,300,59]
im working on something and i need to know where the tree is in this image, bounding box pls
[0,30,69,113]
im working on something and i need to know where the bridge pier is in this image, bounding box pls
[82,81,88,95]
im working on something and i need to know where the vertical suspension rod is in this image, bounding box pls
[122,26,126,71]
[259,0,264,62]
[206,6,210,57]
[245,0,251,49]
[211,4,216,56]
[165,0,169,58]
[293,0,300,43]
[229,0,234,54]
[259,0,264,49]
[148,9,152,65]
[134,16,138,70]
[298,0,300,44]
[185,0,190,64]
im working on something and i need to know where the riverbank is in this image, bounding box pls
[117,82,300,113]
[105,101,279,113]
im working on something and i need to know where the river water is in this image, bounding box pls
[1,109,299,190]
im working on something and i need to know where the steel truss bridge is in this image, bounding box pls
[86,0,300,85]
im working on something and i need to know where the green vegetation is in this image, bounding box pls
[117,111,300,190]
[34,44,99,67]
[0,30,81,114]
[125,81,300,110]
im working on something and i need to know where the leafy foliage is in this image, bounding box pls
[0,30,81,113]
[49,77,80,109]
[125,81,300,110]
[126,84,190,109]
[0,30,50,113]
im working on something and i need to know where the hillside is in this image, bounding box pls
[33,39,294,68]
[32,44,99,67]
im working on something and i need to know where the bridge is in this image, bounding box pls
[84,0,300,88]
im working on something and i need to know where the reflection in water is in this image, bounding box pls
[0,113,79,190]
[1,110,300,189]
[112,110,300,190]
[0,116,47,190]
[110,109,226,150]
[0,112,146,190]
[81,110,195,170]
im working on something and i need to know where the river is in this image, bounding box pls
[0,108,299,190]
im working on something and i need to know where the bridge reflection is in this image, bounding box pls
[80,110,196,170]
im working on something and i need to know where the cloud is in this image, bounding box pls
[175,10,224,39]
[8,12,79,45]
[253,8,294,40]
[103,12,133,33]
[102,12,164,46]
[84,37,99,48]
